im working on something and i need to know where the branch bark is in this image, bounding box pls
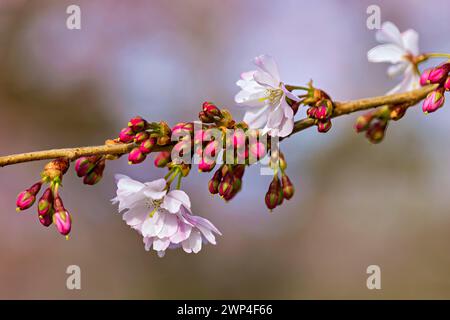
[0,85,437,167]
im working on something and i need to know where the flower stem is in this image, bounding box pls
[424,53,450,60]
[284,85,309,91]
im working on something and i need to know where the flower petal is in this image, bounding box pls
[182,230,202,254]
[153,237,171,251]
[161,190,191,213]
[387,62,407,77]
[253,55,280,83]
[254,70,279,88]
[122,203,148,227]
[243,105,270,129]
[141,211,165,237]
[157,213,179,238]
[142,178,167,200]
[375,21,403,47]
[402,29,419,56]
[281,84,301,102]
[367,44,405,63]
[170,221,192,244]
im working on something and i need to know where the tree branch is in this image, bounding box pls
[0,85,437,167]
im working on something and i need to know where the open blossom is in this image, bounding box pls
[367,21,420,94]
[112,175,221,257]
[234,55,300,138]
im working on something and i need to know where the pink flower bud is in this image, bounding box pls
[422,88,445,114]
[317,119,332,133]
[428,63,450,84]
[53,210,72,236]
[281,174,294,200]
[249,142,266,159]
[354,113,373,133]
[198,159,216,172]
[134,131,149,143]
[202,101,222,118]
[445,77,450,91]
[198,111,213,123]
[74,156,99,177]
[139,137,157,154]
[218,174,233,198]
[16,182,42,211]
[83,159,106,185]
[39,212,53,227]
[154,151,171,168]
[128,148,146,165]
[38,188,53,217]
[119,127,135,143]
[265,177,281,210]
[420,68,432,86]
[128,116,147,132]
[365,121,387,144]
[208,170,222,194]
[307,107,318,118]
[233,164,246,180]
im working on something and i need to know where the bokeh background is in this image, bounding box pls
[0,0,450,299]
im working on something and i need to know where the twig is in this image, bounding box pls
[0,85,437,167]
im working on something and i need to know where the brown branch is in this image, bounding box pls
[0,85,438,167]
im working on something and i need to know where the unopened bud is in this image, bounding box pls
[354,113,373,132]
[366,121,387,144]
[74,156,99,177]
[128,116,147,132]
[317,119,332,133]
[134,131,149,143]
[208,170,222,194]
[202,101,222,118]
[389,105,407,121]
[218,174,233,198]
[128,148,146,165]
[16,182,42,211]
[420,68,432,86]
[83,159,106,185]
[38,188,53,217]
[53,210,72,236]
[119,127,135,143]
[281,174,294,200]
[198,158,216,172]
[445,76,450,91]
[154,151,171,168]
[428,63,450,84]
[422,88,445,114]
[139,137,157,154]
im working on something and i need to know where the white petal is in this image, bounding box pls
[267,104,284,128]
[281,84,301,102]
[141,211,165,237]
[153,237,171,251]
[367,44,405,63]
[254,70,279,88]
[387,62,407,77]
[401,29,419,56]
[122,203,148,227]
[276,115,294,138]
[253,55,280,83]
[157,213,179,238]
[142,179,167,200]
[243,105,270,129]
[376,21,403,46]
[235,88,268,107]
[182,230,202,254]
[170,221,192,244]
[386,65,419,94]
[185,213,222,236]
[143,237,153,251]
[161,190,191,213]
[157,251,166,258]
[115,175,145,193]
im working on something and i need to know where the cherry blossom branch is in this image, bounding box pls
[0,84,437,168]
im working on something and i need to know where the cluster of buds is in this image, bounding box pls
[302,84,334,133]
[420,63,450,113]
[118,116,172,166]
[16,158,72,238]
[74,156,106,185]
[208,164,245,201]
[353,103,409,144]
[265,153,294,210]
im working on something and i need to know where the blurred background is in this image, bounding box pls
[0,0,450,299]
